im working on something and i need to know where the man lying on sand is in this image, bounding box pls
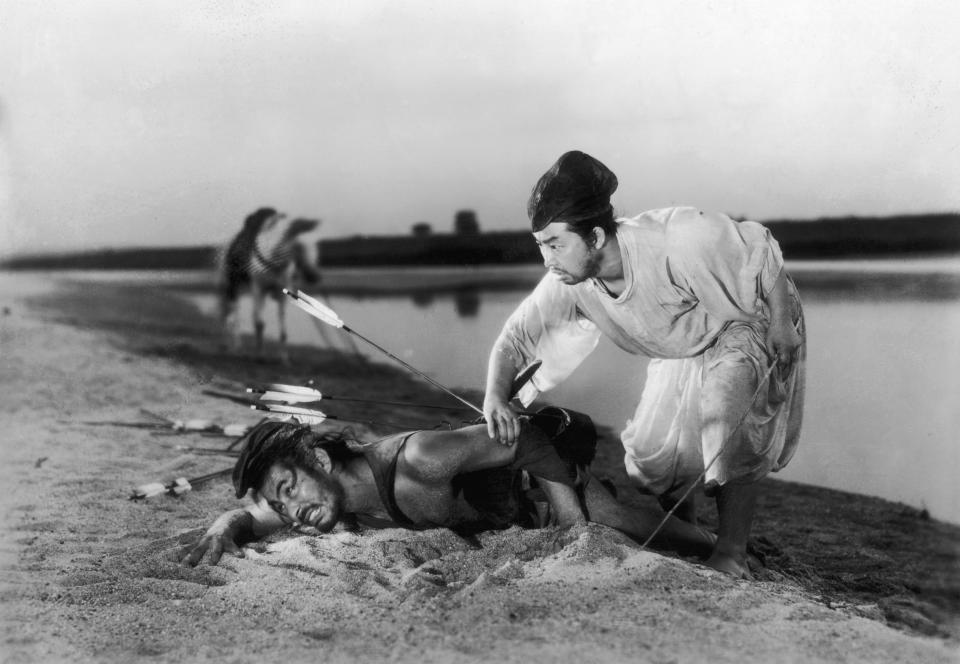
[181,408,717,566]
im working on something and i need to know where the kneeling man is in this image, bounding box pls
[181,409,716,566]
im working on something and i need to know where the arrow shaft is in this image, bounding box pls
[82,421,170,430]
[344,326,483,415]
[324,395,471,411]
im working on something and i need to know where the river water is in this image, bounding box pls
[58,258,960,524]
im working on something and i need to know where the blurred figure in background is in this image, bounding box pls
[217,207,321,362]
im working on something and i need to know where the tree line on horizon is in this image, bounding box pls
[2,212,958,270]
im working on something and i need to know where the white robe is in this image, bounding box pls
[494,207,806,495]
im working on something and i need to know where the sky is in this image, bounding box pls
[1,0,958,256]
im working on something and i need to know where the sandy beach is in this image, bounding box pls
[0,271,957,664]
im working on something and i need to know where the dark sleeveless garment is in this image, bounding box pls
[358,431,419,527]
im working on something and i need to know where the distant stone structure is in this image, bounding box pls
[454,210,480,235]
[412,222,432,237]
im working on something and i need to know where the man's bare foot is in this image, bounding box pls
[704,550,753,579]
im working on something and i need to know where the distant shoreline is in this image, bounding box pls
[8,257,959,301]
[3,212,958,271]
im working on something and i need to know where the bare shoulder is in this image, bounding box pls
[401,424,488,465]
[400,424,511,482]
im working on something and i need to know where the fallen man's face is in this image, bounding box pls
[258,461,345,532]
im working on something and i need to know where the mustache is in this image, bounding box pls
[295,503,341,531]
[295,505,319,524]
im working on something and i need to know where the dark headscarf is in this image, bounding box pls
[527,151,618,231]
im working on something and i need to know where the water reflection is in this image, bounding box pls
[454,287,480,317]
[792,270,960,302]
[410,287,481,317]
[411,291,434,308]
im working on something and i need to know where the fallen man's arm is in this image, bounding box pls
[180,502,286,566]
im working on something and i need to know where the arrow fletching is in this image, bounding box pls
[248,383,322,398]
[130,477,190,499]
[130,482,167,500]
[169,477,192,496]
[258,390,322,404]
[295,290,342,323]
[287,295,338,327]
[222,423,250,437]
[283,289,344,328]
[252,402,329,425]
[172,419,218,432]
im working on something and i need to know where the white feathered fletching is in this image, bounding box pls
[261,383,322,397]
[132,482,167,499]
[294,290,342,325]
[256,403,328,426]
[283,289,344,328]
[263,412,328,426]
[259,390,319,404]
[170,478,192,495]
[222,423,250,437]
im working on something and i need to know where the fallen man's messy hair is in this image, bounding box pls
[232,421,363,498]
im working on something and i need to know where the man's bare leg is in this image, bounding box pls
[699,336,766,579]
[537,478,588,527]
[705,481,758,579]
[583,479,715,558]
[657,489,698,524]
